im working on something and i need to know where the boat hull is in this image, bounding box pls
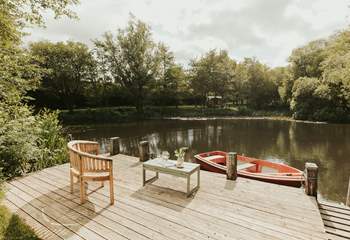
[194,151,304,188]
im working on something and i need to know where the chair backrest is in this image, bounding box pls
[67,140,112,174]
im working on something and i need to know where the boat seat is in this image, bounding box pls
[237,163,256,171]
[203,155,224,161]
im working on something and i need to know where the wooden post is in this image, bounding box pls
[305,162,318,197]
[110,137,120,155]
[139,141,150,162]
[68,134,73,141]
[183,147,191,162]
[226,152,237,180]
[346,177,350,207]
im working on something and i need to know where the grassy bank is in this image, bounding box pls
[0,189,39,240]
[59,106,291,125]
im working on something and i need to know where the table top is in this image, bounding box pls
[143,158,200,175]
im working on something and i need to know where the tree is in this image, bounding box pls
[94,16,160,113]
[189,49,236,105]
[269,66,292,106]
[288,29,350,122]
[30,41,97,109]
[290,77,321,120]
[0,0,78,179]
[235,58,277,109]
[151,44,186,106]
[288,39,327,80]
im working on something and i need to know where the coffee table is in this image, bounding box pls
[142,158,200,197]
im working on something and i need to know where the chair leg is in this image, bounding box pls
[70,170,74,193]
[101,181,104,187]
[80,177,85,204]
[109,176,114,205]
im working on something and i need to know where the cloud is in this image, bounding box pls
[24,0,349,67]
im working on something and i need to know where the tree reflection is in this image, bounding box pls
[70,119,350,204]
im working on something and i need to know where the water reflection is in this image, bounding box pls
[68,119,350,204]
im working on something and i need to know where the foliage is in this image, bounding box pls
[0,0,77,180]
[189,49,236,105]
[269,67,293,106]
[34,110,68,171]
[94,16,161,113]
[4,8,347,123]
[0,107,67,179]
[150,44,187,106]
[0,46,42,105]
[59,105,290,124]
[288,30,350,121]
[0,104,39,178]
[174,147,187,159]
[290,77,321,120]
[30,41,97,109]
[234,58,279,109]
[0,41,69,179]
[0,0,79,48]
[288,40,327,80]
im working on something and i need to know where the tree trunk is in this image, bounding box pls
[135,99,144,115]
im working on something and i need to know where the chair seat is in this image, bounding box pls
[70,168,111,181]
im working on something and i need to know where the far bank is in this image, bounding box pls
[59,106,293,125]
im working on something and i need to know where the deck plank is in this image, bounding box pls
[3,154,328,240]
[318,202,350,240]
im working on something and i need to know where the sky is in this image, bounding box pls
[24,0,350,67]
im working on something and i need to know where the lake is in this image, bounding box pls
[68,118,350,204]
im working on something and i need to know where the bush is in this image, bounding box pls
[34,110,68,171]
[0,106,68,180]
[290,77,350,122]
[0,105,40,179]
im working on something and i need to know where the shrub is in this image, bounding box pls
[0,106,68,180]
[34,110,68,171]
[0,105,40,179]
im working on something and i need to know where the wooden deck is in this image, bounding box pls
[3,154,328,240]
[318,201,350,240]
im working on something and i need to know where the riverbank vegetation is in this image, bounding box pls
[0,0,77,237]
[60,106,289,124]
[27,16,350,123]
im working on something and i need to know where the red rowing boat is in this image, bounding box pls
[194,151,304,187]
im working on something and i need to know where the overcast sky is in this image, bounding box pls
[24,0,350,67]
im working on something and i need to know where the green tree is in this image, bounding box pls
[0,0,78,179]
[94,16,160,113]
[269,66,292,106]
[290,77,321,120]
[189,49,236,105]
[289,29,350,122]
[30,41,97,109]
[235,58,277,109]
[152,44,186,106]
[288,39,327,80]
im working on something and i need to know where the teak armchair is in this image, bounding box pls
[67,140,114,205]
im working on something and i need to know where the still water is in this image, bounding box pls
[68,118,350,204]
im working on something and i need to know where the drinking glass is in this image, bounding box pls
[161,151,170,167]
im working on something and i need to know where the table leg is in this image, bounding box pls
[197,169,200,187]
[142,168,146,186]
[187,175,191,197]
[143,170,159,186]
